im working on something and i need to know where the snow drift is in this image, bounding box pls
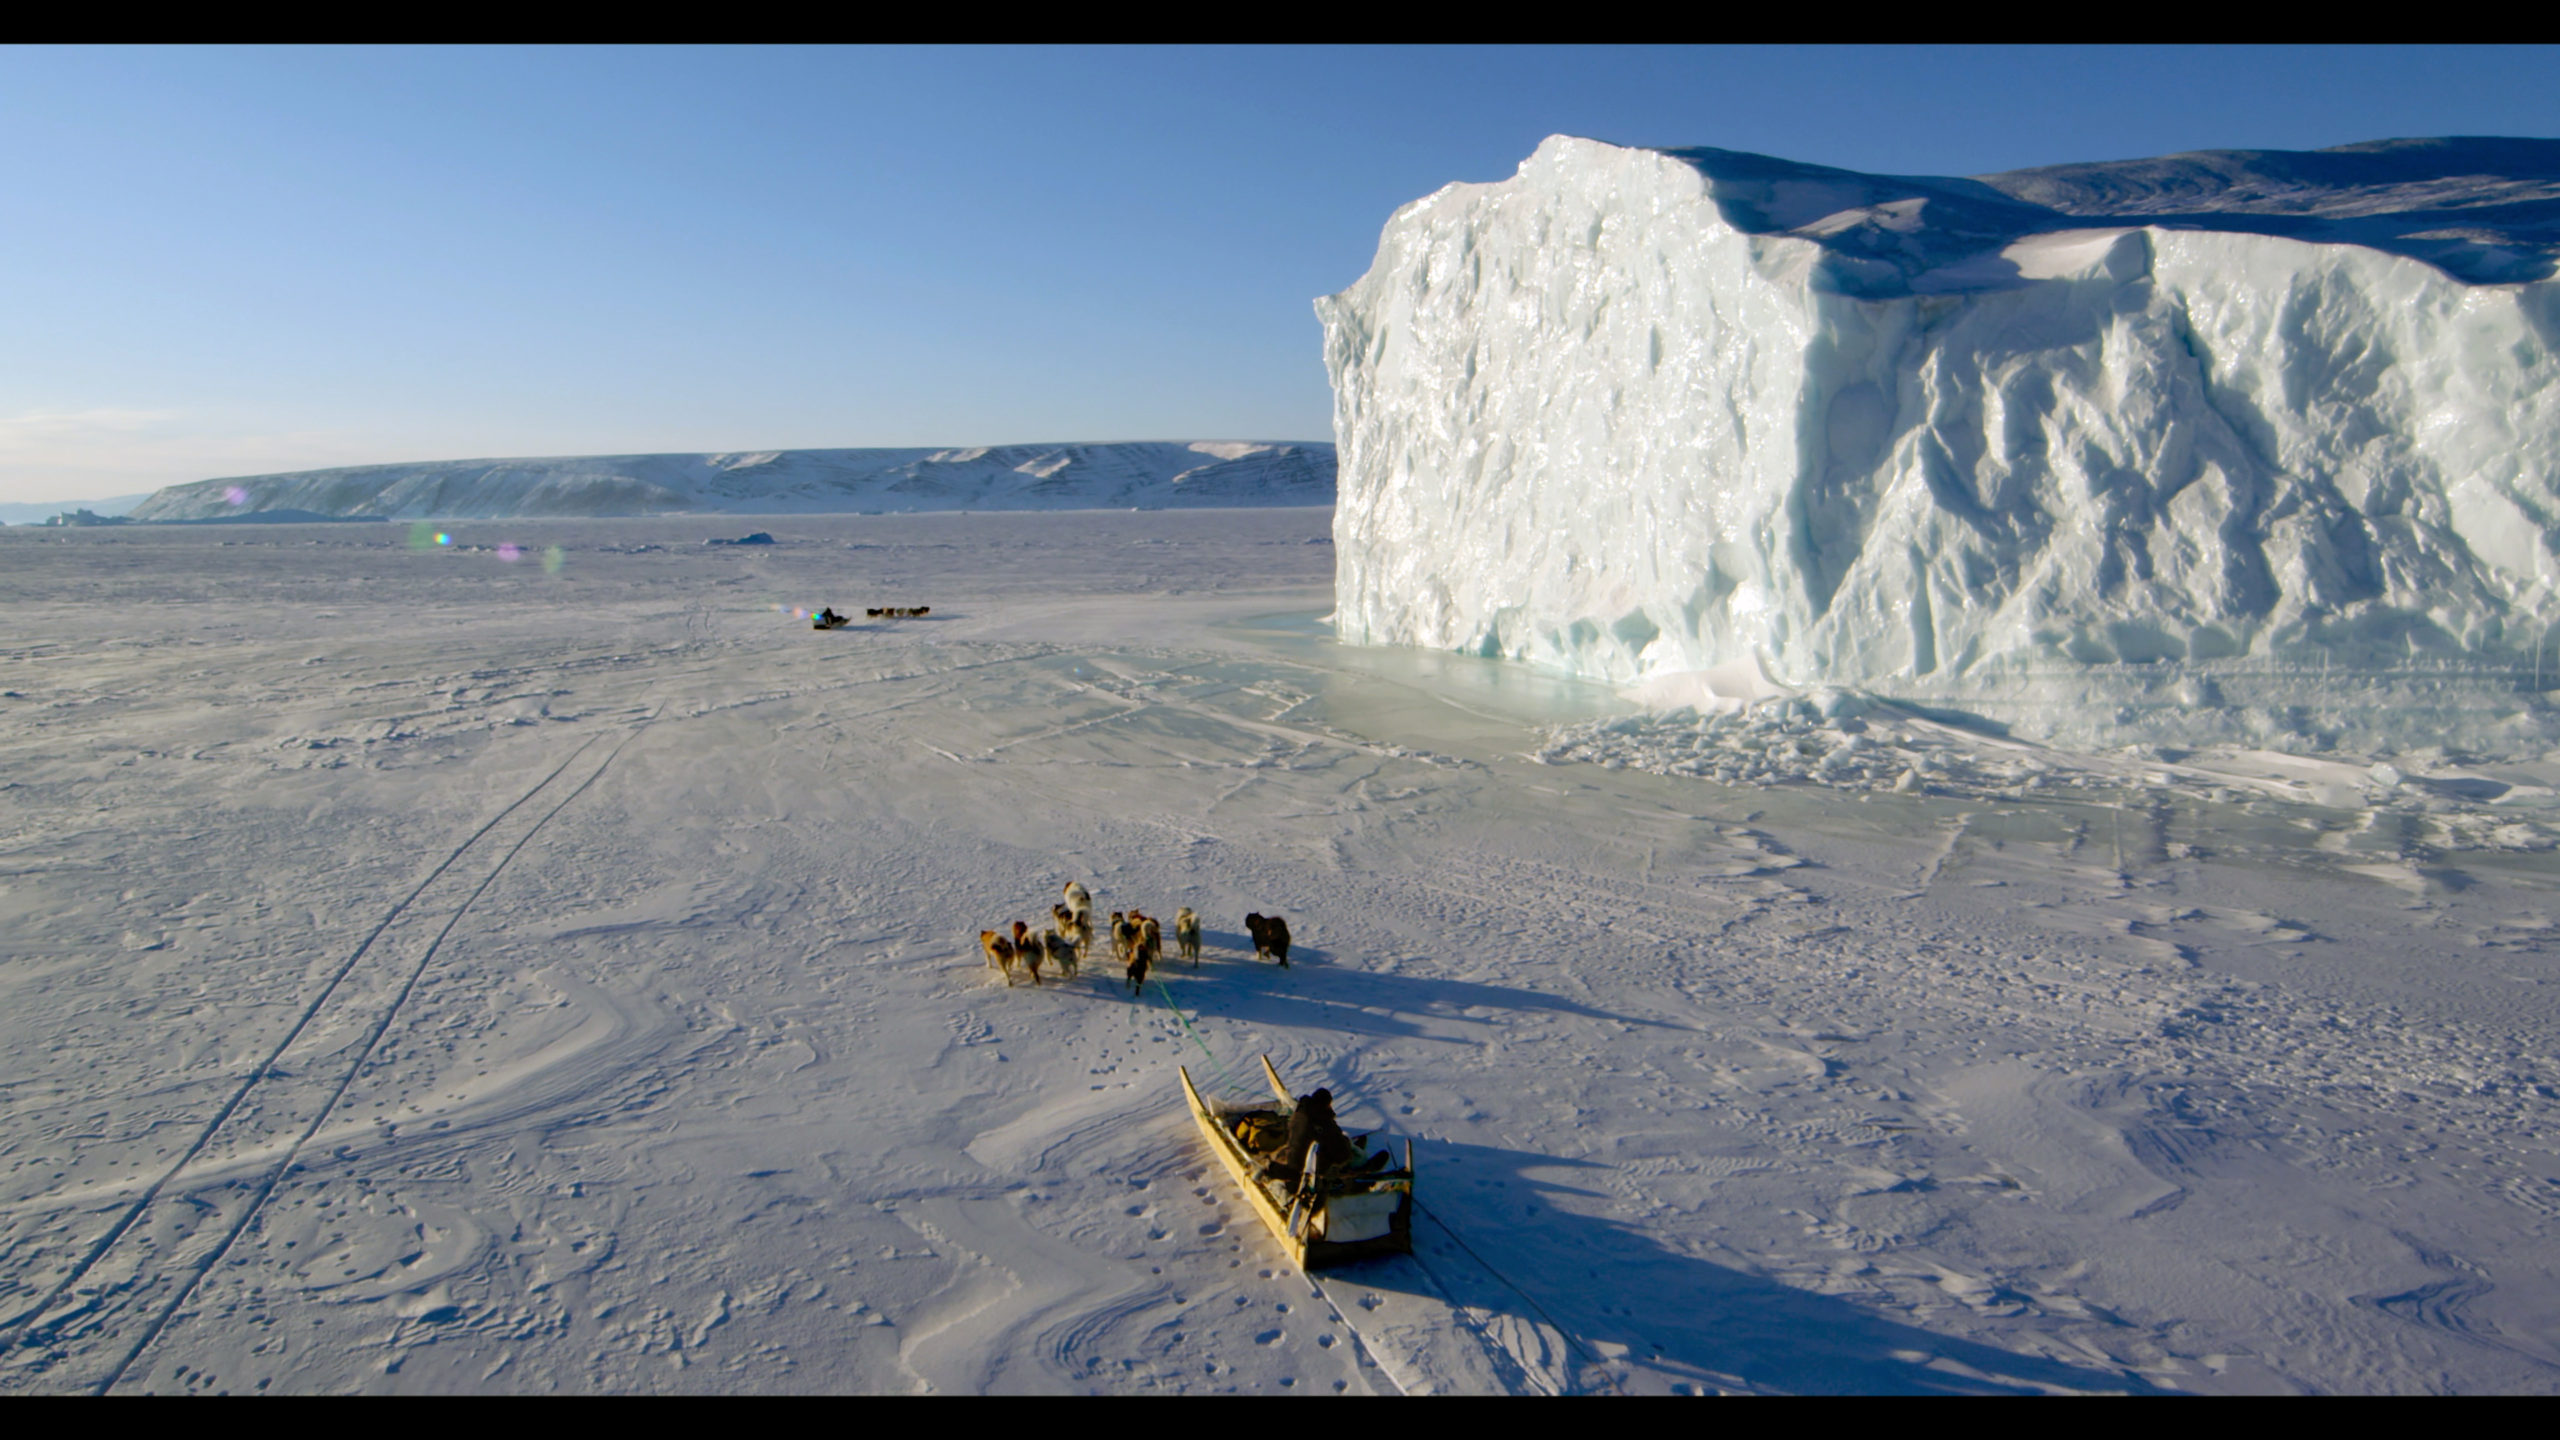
[1319,136,2560,753]
[130,441,1334,522]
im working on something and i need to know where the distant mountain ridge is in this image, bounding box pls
[130,441,1336,521]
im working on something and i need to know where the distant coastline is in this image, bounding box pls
[126,441,1337,522]
[0,492,150,526]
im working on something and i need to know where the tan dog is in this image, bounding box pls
[1053,902,1090,951]
[979,929,1018,986]
[1110,910,1137,966]
[1174,907,1201,967]
[1138,914,1162,971]
[1043,926,1078,979]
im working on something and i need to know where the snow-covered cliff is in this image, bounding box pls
[1319,136,2560,752]
[131,441,1333,521]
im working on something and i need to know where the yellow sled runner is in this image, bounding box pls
[1179,1055,1414,1270]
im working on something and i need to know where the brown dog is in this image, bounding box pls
[1110,910,1138,966]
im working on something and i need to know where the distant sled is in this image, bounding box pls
[1180,1055,1413,1270]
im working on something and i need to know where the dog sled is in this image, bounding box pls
[1179,1055,1413,1270]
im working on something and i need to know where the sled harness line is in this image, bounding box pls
[1152,977,1246,1096]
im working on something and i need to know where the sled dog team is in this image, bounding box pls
[810,605,930,631]
[980,881,1286,994]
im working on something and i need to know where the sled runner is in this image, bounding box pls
[1179,1055,1413,1270]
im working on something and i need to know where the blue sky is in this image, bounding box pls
[3,44,2553,503]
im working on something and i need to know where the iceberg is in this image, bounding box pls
[1319,136,2560,754]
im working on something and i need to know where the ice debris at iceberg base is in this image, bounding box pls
[1533,691,2560,855]
[1320,134,2560,757]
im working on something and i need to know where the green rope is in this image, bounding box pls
[1152,976,1245,1095]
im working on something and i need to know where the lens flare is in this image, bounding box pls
[222,486,248,506]
[542,545,564,575]
[435,533,451,547]
[497,543,523,562]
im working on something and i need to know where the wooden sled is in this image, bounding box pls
[1179,1054,1413,1271]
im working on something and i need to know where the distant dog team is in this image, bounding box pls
[978,882,1287,992]
[812,605,928,627]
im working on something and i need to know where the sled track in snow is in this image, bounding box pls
[1411,1201,1631,1394]
[1303,1204,1625,1396]
[88,720,651,1394]
[0,733,606,1349]
[0,719,651,1390]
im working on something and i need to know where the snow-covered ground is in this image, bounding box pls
[4,510,2558,1394]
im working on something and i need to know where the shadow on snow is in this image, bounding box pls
[1353,1136,2166,1396]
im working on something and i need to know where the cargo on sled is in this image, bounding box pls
[1179,1055,1413,1270]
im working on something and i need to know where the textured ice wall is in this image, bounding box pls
[1319,136,2560,752]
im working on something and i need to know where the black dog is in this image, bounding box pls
[1243,912,1291,968]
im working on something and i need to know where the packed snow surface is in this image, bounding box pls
[1321,136,2560,754]
[6,512,2560,1394]
[130,442,1334,522]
